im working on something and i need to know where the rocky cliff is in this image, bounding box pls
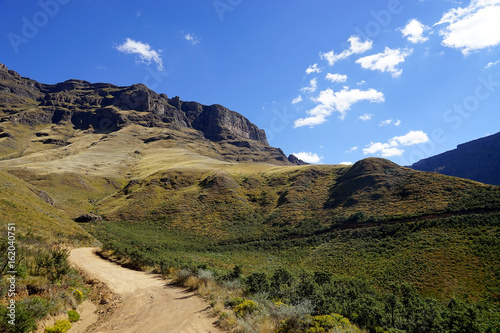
[0,63,303,164]
[411,132,500,185]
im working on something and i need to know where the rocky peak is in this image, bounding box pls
[287,154,308,165]
[0,64,299,163]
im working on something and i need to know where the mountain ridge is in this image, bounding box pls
[411,131,500,185]
[0,62,305,165]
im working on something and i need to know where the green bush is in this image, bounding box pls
[67,310,80,322]
[20,296,51,320]
[246,273,269,294]
[45,319,71,333]
[0,303,37,333]
[225,297,245,308]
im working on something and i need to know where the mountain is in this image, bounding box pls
[0,62,303,165]
[1,64,500,332]
[411,132,500,185]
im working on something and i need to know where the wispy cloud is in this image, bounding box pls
[320,36,373,66]
[379,119,401,127]
[359,113,373,121]
[300,78,318,94]
[292,95,303,104]
[306,63,322,74]
[294,87,384,127]
[400,19,431,43]
[184,33,200,45]
[485,59,500,69]
[379,119,393,126]
[115,38,164,71]
[363,130,429,157]
[291,151,323,164]
[345,146,358,153]
[435,0,500,55]
[356,47,413,78]
[325,73,347,83]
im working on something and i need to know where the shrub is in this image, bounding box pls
[246,273,269,294]
[274,301,314,333]
[175,268,192,284]
[69,288,83,304]
[271,268,294,295]
[19,296,51,319]
[222,279,243,290]
[67,310,80,322]
[197,269,214,283]
[234,300,259,317]
[0,303,37,333]
[225,297,245,307]
[45,319,71,333]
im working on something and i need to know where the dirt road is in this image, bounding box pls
[69,248,223,333]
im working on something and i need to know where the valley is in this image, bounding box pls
[1,63,499,332]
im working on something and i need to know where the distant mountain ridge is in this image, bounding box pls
[411,132,500,185]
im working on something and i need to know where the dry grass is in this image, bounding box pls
[0,169,93,244]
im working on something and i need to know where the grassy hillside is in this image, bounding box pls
[0,169,96,333]
[1,74,499,332]
[0,169,93,244]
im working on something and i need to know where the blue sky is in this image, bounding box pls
[1,0,499,165]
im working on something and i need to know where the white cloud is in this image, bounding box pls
[357,80,366,86]
[379,119,392,126]
[320,36,373,66]
[359,113,373,121]
[379,119,401,126]
[363,130,429,157]
[401,19,431,43]
[435,0,500,55]
[294,87,384,127]
[356,47,413,77]
[184,33,200,45]
[339,161,353,165]
[363,142,405,157]
[485,59,500,68]
[292,95,303,104]
[115,38,164,71]
[325,73,348,83]
[292,152,323,164]
[389,130,429,146]
[306,63,322,74]
[345,146,358,153]
[300,78,318,93]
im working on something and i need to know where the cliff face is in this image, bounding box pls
[411,132,500,185]
[0,64,268,145]
[0,63,306,164]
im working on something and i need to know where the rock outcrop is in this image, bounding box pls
[0,63,269,145]
[0,63,299,165]
[411,132,500,185]
[287,154,308,165]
